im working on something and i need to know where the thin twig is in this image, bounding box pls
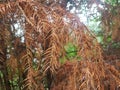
[17,2,35,29]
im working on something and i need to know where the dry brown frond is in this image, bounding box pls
[51,60,120,90]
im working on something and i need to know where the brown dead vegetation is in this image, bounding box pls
[0,0,120,90]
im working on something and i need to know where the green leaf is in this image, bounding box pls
[59,56,67,64]
[64,43,77,58]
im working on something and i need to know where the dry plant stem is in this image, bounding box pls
[17,2,35,29]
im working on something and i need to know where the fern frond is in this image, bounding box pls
[20,48,38,90]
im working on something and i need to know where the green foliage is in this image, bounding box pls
[59,42,82,64]
[59,56,67,64]
[64,43,77,58]
[105,0,119,5]
[0,71,3,78]
[111,42,120,48]
[60,43,77,64]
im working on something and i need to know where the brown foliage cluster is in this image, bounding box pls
[51,60,120,90]
[101,3,120,42]
[0,0,120,90]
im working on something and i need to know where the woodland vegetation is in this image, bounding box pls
[0,0,120,90]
